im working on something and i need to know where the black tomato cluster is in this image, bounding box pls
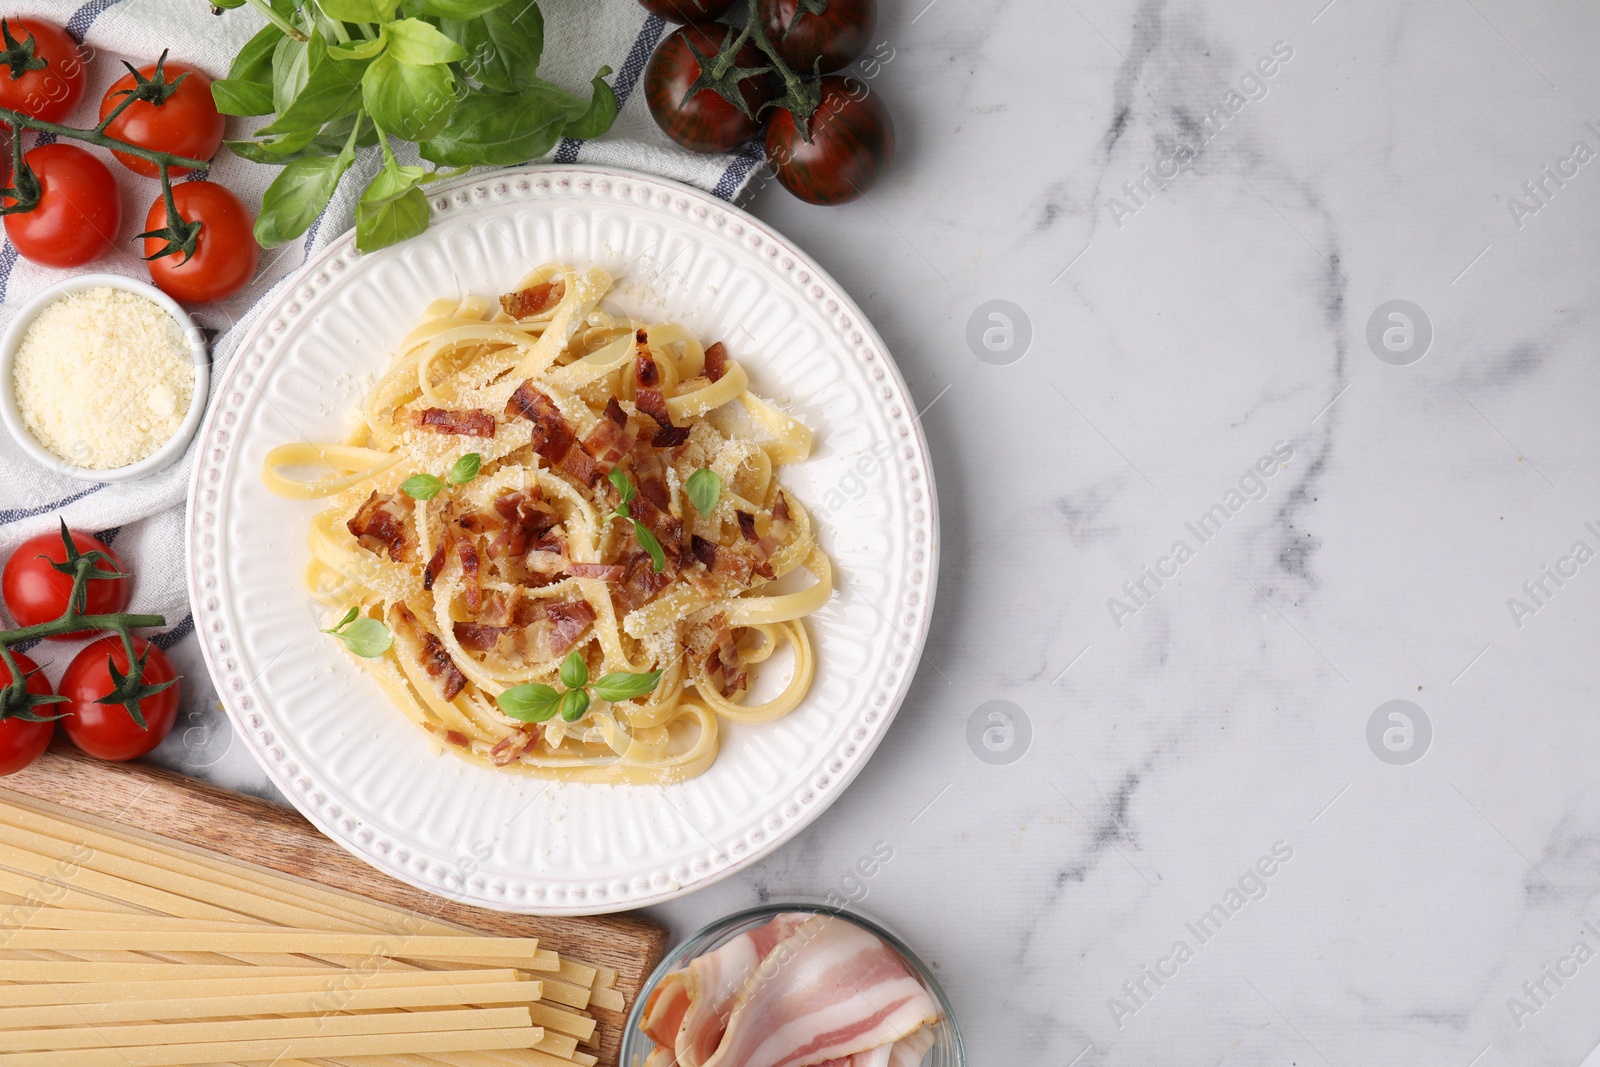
[639,0,893,206]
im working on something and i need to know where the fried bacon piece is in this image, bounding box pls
[629,491,683,567]
[736,511,759,543]
[688,613,748,696]
[490,727,538,766]
[424,723,472,749]
[691,535,754,585]
[634,387,672,428]
[347,491,411,562]
[499,278,565,319]
[414,407,496,438]
[633,355,689,446]
[452,622,507,652]
[772,491,791,523]
[633,446,672,510]
[544,599,595,656]
[635,334,661,388]
[485,491,558,559]
[505,381,603,485]
[703,341,727,382]
[611,551,672,615]
[568,562,627,581]
[394,605,468,701]
[581,397,634,473]
[456,537,482,614]
[651,424,690,448]
[736,510,780,577]
[423,534,450,592]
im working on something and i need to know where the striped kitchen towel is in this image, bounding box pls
[0,0,763,793]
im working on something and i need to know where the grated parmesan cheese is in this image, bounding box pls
[12,286,195,470]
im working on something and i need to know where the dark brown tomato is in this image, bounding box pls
[759,0,876,74]
[764,76,893,205]
[637,0,736,21]
[645,23,779,154]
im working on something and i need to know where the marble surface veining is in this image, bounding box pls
[160,0,1600,1063]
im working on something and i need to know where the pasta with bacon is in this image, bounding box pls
[262,265,831,784]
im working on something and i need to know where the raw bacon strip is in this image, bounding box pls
[452,622,507,652]
[684,915,940,1067]
[545,599,596,655]
[703,341,727,382]
[346,491,411,562]
[414,407,496,437]
[499,278,564,318]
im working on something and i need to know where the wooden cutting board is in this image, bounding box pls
[0,744,668,1067]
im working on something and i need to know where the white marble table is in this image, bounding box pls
[158,1,1600,1063]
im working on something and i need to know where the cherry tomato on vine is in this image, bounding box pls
[59,636,179,761]
[142,181,259,304]
[645,23,779,154]
[637,0,736,20]
[765,76,893,205]
[0,652,56,777]
[0,18,85,124]
[759,0,876,75]
[99,61,225,178]
[2,530,129,639]
[2,143,121,268]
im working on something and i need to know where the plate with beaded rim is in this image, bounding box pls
[186,165,938,915]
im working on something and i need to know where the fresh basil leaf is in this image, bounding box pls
[255,147,353,247]
[632,519,666,573]
[356,161,432,253]
[260,36,368,139]
[213,78,276,117]
[325,616,393,658]
[558,688,591,722]
[229,24,283,84]
[498,682,560,722]
[410,0,512,17]
[447,452,481,485]
[319,0,399,21]
[563,68,617,140]
[417,89,569,167]
[328,31,388,61]
[362,52,458,142]
[608,467,635,505]
[592,670,662,703]
[686,468,721,517]
[558,650,589,690]
[227,112,372,163]
[401,473,444,500]
[386,18,467,65]
[272,33,311,114]
[328,605,360,630]
[442,1,541,93]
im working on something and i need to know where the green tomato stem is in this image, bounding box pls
[0,108,209,171]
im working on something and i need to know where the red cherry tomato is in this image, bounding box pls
[637,0,736,20]
[765,76,894,205]
[99,60,225,178]
[2,143,121,268]
[143,181,259,304]
[2,529,129,640]
[0,651,55,777]
[0,18,85,124]
[759,0,876,75]
[59,636,179,761]
[645,23,778,154]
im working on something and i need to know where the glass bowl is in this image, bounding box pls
[622,903,964,1067]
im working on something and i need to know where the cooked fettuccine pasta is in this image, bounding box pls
[262,265,831,784]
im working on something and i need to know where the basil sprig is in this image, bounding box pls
[607,468,667,573]
[497,649,661,724]
[217,0,619,254]
[321,605,393,658]
[402,452,482,500]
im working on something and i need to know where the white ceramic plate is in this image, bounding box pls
[186,166,938,915]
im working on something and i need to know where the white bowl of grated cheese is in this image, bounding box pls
[0,274,209,482]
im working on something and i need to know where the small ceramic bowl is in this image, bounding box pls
[0,273,210,482]
[622,903,964,1067]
